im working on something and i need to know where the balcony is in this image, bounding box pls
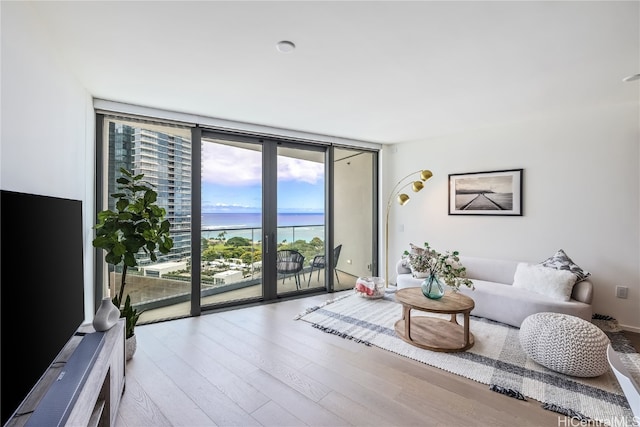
[107,224,357,324]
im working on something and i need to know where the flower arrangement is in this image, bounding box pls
[403,242,474,292]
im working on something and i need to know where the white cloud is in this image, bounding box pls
[201,143,262,186]
[201,201,257,212]
[278,157,323,184]
[214,202,250,208]
[201,142,324,185]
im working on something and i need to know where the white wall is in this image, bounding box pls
[1,2,95,321]
[384,103,640,331]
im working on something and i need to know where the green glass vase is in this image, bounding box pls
[421,274,445,299]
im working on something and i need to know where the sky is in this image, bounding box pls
[201,142,325,213]
[455,175,513,193]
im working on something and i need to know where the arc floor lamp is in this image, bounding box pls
[385,169,433,287]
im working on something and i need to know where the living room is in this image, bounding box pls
[2,1,639,425]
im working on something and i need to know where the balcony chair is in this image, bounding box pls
[276,249,306,290]
[308,244,342,287]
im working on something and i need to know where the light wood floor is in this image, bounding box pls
[116,291,636,427]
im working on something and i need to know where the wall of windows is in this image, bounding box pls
[96,112,379,323]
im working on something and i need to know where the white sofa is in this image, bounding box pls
[395,255,593,328]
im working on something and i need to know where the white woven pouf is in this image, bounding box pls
[519,312,610,377]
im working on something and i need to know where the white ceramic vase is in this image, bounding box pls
[93,297,120,332]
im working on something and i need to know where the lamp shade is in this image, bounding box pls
[412,181,424,192]
[420,170,433,181]
[397,193,410,205]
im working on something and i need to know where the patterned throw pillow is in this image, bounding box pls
[539,249,591,282]
[409,243,425,255]
[401,243,425,269]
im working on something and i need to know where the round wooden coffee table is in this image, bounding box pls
[394,287,475,352]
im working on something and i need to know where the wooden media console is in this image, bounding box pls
[6,319,125,426]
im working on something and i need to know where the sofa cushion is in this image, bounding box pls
[458,256,519,285]
[458,280,592,327]
[512,263,577,302]
[539,249,591,282]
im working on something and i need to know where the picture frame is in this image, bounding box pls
[448,169,523,216]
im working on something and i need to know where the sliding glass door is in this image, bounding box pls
[199,136,264,307]
[276,144,326,294]
[198,133,327,307]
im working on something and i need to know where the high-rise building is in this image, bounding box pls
[107,121,192,266]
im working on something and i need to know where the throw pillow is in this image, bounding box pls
[409,243,425,255]
[512,262,578,302]
[402,243,427,279]
[401,243,424,269]
[539,249,591,282]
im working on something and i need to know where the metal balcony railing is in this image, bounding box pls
[112,224,325,313]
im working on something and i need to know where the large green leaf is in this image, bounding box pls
[144,190,157,204]
[92,235,113,248]
[116,199,129,212]
[112,241,127,257]
[123,252,137,267]
[118,212,133,221]
[105,252,122,265]
[96,210,117,222]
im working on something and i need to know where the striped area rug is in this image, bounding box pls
[295,291,639,426]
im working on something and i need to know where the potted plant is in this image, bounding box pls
[93,168,173,359]
[403,242,474,299]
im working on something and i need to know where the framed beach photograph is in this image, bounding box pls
[448,169,523,216]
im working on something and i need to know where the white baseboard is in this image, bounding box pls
[620,323,640,334]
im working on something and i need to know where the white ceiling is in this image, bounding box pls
[27,1,639,144]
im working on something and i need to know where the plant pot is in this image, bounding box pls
[125,334,137,361]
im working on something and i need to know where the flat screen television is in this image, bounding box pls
[0,190,86,425]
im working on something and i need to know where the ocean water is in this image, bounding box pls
[201,213,325,243]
